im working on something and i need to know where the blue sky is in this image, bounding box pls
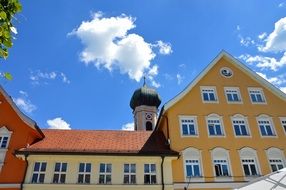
[1,0,286,130]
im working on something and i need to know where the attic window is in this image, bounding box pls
[220,67,233,78]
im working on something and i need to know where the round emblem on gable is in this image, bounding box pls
[220,67,233,78]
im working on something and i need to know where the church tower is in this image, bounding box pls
[130,80,161,131]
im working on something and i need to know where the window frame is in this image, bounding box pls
[77,162,91,184]
[241,159,259,176]
[256,115,277,137]
[31,162,47,183]
[123,163,136,184]
[266,147,285,172]
[248,88,266,104]
[231,115,251,137]
[211,148,232,181]
[279,117,286,135]
[206,114,225,137]
[213,159,230,177]
[99,163,112,184]
[239,147,261,180]
[144,163,157,184]
[52,162,67,184]
[0,126,12,149]
[269,159,284,172]
[200,86,218,103]
[185,159,201,177]
[224,87,242,104]
[179,116,199,137]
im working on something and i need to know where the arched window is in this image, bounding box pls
[266,147,285,172]
[231,114,251,137]
[256,114,276,137]
[182,147,203,181]
[239,147,260,177]
[206,114,225,136]
[146,121,153,131]
[211,147,231,179]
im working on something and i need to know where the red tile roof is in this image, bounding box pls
[17,129,178,156]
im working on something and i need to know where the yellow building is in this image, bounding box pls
[156,51,286,189]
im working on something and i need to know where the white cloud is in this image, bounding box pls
[239,35,255,47]
[70,12,171,83]
[278,2,285,8]
[259,17,286,52]
[236,25,241,31]
[13,92,37,114]
[176,73,184,85]
[30,70,70,85]
[47,117,71,130]
[153,40,172,55]
[258,32,267,40]
[280,87,286,93]
[239,52,286,71]
[121,122,134,131]
[256,72,286,86]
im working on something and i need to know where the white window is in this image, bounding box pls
[280,118,286,134]
[257,116,276,136]
[201,87,218,103]
[266,147,285,172]
[224,87,242,103]
[242,159,258,176]
[180,116,198,136]
[248,88,266,103]
[231,115,250,136]
[53,162,67,183]
[0,126,12,149]
[239,147,260,177]
[123,164,136,184]
[78,163,91,184]
[0,136,9,149]
[207,115,224,136]
[99,163,112,184]
[144,164,157,184]
[31,162,47,183]
[186,160,201,177]
[211,148,232,179]
[183,147,203,181]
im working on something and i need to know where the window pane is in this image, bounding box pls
[123,175,129,184]
[41,163,47,172]
[215,164,221,176]
[34,162,40,171]
[186,165,192,176]
[265,125,273,135]
[99,175,105,184]
[278,164,284,170]
[271,164,277,172]
[55,163,61,172]
[53,174,59,183]
[62,163,67,172]
[85,174,90,183]
[193,165,200,176]
[39,174,45,183]
[250,164,257,175]
[209,125,215,135]
[131,164,136,173]
[144,164,149,173]
[209,93,215,101]
[257,94,263,102]
[215,125,222,135]
[106,174,111,184]
[60,174,66,183]
[234,125,241,135]
[131,175,136,184]
[151,164,156,172]
[241,125,247,135]
[189,124,195,135]
[182,124,188,135]
[78,174,84,183]
[144,175,150,184]
[227,94,232,101]
[106,164,112,173]
[79,163,85,172]
[32,174,38,183]
[260,125,267,135]
[124,164,129,173]
[203,93,209,101]
[100,164,105,172]
[86,163,91,172]
[251,94,256,102]
[151,175,157,184]
[243,165,250,176]
[222,165,229,176]
[233,94,239,101]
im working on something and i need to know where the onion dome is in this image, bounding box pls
[130,82,161,110]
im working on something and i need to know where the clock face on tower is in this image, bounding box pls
[145,113,152,121]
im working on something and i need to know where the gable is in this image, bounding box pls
[163,51,286,112]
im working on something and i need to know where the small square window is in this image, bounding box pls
[248,88,266,104]
[224,87,242,103]
[257,118,276,137]
[201,87,218,103]
[180,116,198,136]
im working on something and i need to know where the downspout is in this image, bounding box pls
[21,153,28,190]
[161,156,165,190]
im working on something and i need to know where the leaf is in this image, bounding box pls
[3,72,12,80]
[0,11,7,20]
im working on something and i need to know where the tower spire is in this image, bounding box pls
[143,75,146,87]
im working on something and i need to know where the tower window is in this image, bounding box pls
[146,121,153,131]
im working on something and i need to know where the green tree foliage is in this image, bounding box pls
[0,0,22,80]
